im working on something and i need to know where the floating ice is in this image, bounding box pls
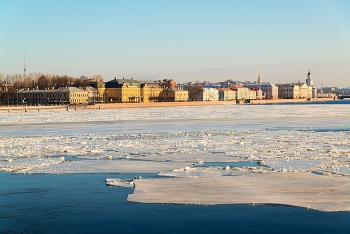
[1,103,350,211]
[159,166,232,178]
[128,172,350,212]
[106,178,135,187]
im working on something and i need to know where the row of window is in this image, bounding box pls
[71,93,87,97]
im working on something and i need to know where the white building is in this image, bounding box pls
[306,70,317,98]
[202,88,218,101]
[245,82,278,99]
[277,82,313,99]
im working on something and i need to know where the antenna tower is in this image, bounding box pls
[24,53,27,79]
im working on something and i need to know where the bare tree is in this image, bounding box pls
[37,75,49,89]
[90,74,104,81]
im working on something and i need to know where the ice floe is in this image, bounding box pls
[1,103,350,211]
[128,172,350,212]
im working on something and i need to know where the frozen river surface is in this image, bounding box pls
[1,102,350,211]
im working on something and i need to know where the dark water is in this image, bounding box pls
[1,173,350,234]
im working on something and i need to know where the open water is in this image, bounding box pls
[1,100,350,233]
[1,173,350,234]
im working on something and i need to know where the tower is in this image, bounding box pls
[306,69,317,98]
[24,53,27,79]
[257,60,262,83]
[306,69,313,86]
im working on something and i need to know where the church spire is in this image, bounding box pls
[257,60,262,83]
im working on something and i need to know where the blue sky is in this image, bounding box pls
[0,0,349,87]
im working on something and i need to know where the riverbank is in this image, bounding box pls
[0,97,336,112]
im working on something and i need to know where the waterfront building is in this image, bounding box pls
[16,88,48,106]
[218,88,236,101]
[277,83,300,99]
[306,70,317,98]
[85,86,98,104]
[89,80,106,103]
[174,88,189,102]
[185,84,203,101]
[229,85,255,102]
[105,77,142,103]
[52,87,88,105]
[299,83,311,98]
[158,80,188,102]
[277,82,312,99]
[245,82,278,100]
[15,87,88,105]
[159,87,188,102]
[202,87,219,101]
[138,80,163,102]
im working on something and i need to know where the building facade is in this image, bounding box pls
[230,86,251,101]
[306,70,317,98]
[105,77,142,103]
[202,88,219,101]
[218,88,236,101]
[245,82,278,100]
[277,83,313,99]
[15,87,88,106]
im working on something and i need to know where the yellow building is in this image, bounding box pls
[160,88,189,102]
[89,81,106,103]
[138,80,164,102]
[104,77,186,103]
[174,89,188,101]
[105,77,142,103]
[65,87,89,104]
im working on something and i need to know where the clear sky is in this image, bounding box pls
[0,0,349,88]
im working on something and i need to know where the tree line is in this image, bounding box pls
[0,73,103,90]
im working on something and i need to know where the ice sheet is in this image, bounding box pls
[128,172,350,212]
[1,103,350,211]
[18,160,193,174]
[1,128,348,176]
[1,103,349,124]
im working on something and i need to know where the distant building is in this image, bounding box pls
[89,80,105,103]
[15,87,88,106]
[184,84,203,101]
[105,77,142,103]
[85,86,98,104]
[277,82,312,99]
[248,86,264,100]
[202,87,219,101]
[245,82,278,100]
[159,87,188,102]
[218,88,236,101]
[230,85,256,102]
[277,83,299,99]
[306,70,317,98]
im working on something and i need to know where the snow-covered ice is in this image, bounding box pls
[128,172,350,212]
[0,102,349,211]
